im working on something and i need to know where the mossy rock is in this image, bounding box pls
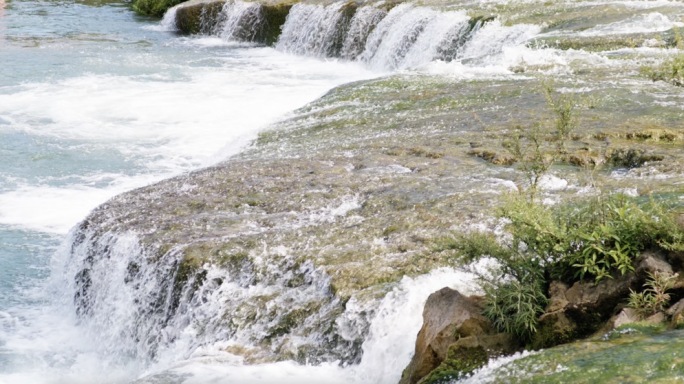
[474,329,684,383]
[531,311,578,350]
[175,0,225,35]
[256,1,296,46]
[467,148,516,165]
[174,0,295,45]
[607,147,664,169]
[132,0,187,18]
[418,344,488,384]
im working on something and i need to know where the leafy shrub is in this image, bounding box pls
[628,272,678,317]
[451,193,684,340]
[484,279,547,340]
[542,81,578,153]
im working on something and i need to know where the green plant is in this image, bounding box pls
[502,124,554,201]
[641,54,684,87]
[483,277,547,341]
[673,26,684,49]
[499,82,580,201]
[542,81,578,153]
[449,193,684,340]
[628,271,677,317]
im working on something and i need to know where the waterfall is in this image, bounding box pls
[63,218,483,382]
[160,4,180,32]
[168,1,540,71]
[214,0,263,41]
[359,5,473,70]
[67,223,364,369]
[275,2,354,57]
[458,20,541,65]
[340,6,387,61]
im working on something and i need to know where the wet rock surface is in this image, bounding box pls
[399,288,516,384]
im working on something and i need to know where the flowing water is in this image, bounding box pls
[0,1,378,381]
[1,0,683,382]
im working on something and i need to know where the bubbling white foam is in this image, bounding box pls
[131,268,482,384]
[0,47,375,234]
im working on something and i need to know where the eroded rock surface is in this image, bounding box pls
[399,288,516,384]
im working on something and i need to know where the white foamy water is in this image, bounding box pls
[0,43,375,234]
[276,2,351,57]
[129,268,481,384]
[543,12,684,37]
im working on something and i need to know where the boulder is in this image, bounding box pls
[644,311,667,325]
[399,287,516,384]
[636,250,673,277]
[532,275,637,348]
[175,0,226,35]
[610,308,641,329]
[564,273,637,316]
[667,298,684,328]
[417,333,515,384]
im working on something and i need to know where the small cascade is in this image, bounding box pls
[340,6,387,61]
[160,4,180,32]
[67,223,366,369]
[397,11,471,69]
[168,1,540,70]
[214,0,263,41]
[67,229,185,364]
[458,20,540,65]
[276,2,355,57]
[359,5,474,70]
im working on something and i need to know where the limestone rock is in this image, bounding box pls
[533,310,577,349]
[545,281,570,313]
[644,311,667,325]
[610,308,641,329]
[564,273,637,316]
[174,0,294,44]
[667,298,684,329]
[175,0,226,35]
[533,275,637,348]
[637,250,673,277]
[399,288,489,384]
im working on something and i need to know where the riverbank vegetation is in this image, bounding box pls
[440,85,684,345]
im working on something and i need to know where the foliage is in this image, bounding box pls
[502,124,553,201]
[541,81,578,154]
[628,272,678,318]
[132,0,184,18]
[641,54,684,87]
[483,278,547,341]
[451,193,684,340]
[502,82,579,201]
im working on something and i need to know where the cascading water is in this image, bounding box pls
[8,0,684,382]
[199,0,540,70]
[275,2,354,57]
[340,6,387,61]
[214,0,262,41]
